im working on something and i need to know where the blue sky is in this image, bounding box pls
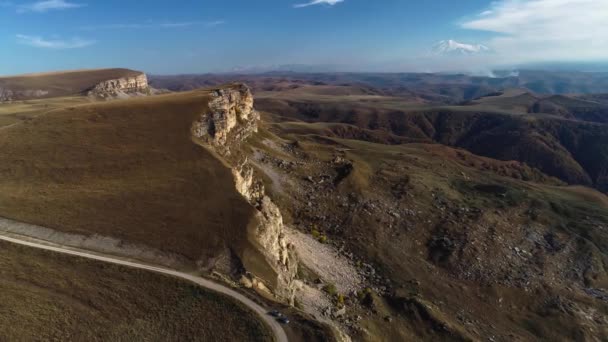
[1,0,607,75]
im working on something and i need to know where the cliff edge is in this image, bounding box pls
[0,68,148,102]
[87,73,150,99]
[193,84,298,302]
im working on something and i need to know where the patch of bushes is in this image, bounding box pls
[336,294,345,307]
[311,227,328,243]
[323,283,338,296]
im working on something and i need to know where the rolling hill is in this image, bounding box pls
[150,70,608,105]
[253,86,608,193]
[0,68,148,101]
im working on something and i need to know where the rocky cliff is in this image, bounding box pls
[87,73,150,99]
[192,84,259,153]
[0,88,49,102]
[193,84,298,302]
[0,69,149,102]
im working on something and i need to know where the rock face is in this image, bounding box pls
[232,160,298,301]
[193,84,259,154]
[0,88,49,102]
[193,84,297,302]
[87,73,150,99]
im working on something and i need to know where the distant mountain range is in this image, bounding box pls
[150,70,608,99]
[228,64,342,74]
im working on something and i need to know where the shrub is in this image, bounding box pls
[357,287,373,300]
[336,294,345,307]
[323,283,338,296]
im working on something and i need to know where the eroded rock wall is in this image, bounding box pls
[193,84,259,153]
[0,88,49,102]
[87,73,150,99]
[193,84,297,302]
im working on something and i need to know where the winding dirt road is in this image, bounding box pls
[0,234,288,342]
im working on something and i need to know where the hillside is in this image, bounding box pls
[530,95,608,123]
[207,82,607,340]
[246,115,608,341]
[0,239,272,342]
[0,68,148,101]
[0,85,307,304]
[253,86,608,193]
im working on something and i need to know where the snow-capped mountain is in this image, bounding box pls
[432,40,491,56]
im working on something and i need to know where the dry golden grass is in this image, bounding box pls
[0,90,256,265]
[0,96,90,127]
[0,240,273,342]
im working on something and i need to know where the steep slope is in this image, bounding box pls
[0,84,295,302]
[250,120,608,341]
[0,239,273,342]
[530,95,608,123]
[0,68,149,101]
[191,84,298,301]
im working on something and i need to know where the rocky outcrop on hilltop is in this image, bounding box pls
[193,84,259,154]
[87,73,150,99]
[193,84,298,302]
[1,68,152,102]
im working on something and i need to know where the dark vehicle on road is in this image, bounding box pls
[268,310,282,318]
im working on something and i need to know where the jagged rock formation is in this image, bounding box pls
[193,84,259,154]
[87,73,150,99]
[193,84,298,302]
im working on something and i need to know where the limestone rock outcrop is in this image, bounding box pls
[0,88,49,102]
[192,84,259,154]
[232,160,298,301]
[193,84,297,302]
[87,73,150,99]
[0,88,14,102]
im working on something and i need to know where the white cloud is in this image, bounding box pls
[462,0,608,62]
[16,34,94,49]
[18,0,84,12]
[80,20,224,30]
[204,20,225,27]
[293,0,344,8]
[160,22,199,28]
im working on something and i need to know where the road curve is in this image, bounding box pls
[0,234,288,342]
